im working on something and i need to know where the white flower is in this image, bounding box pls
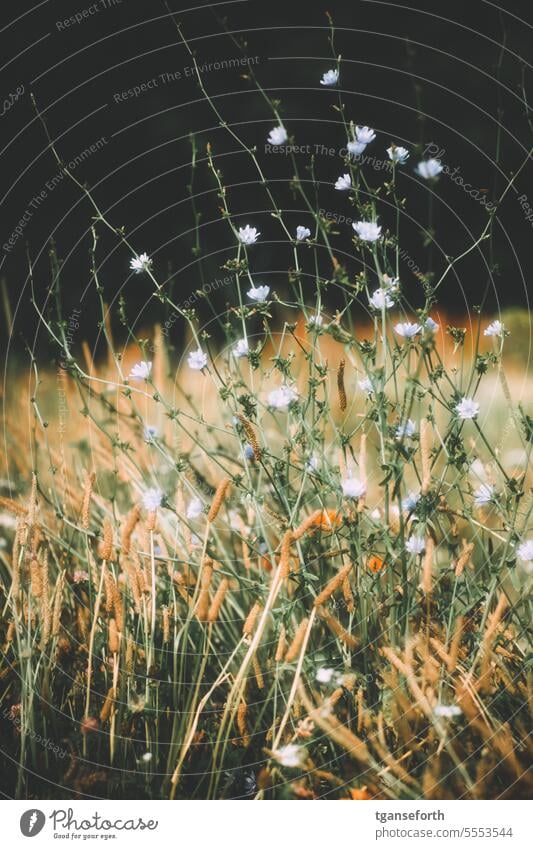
[186,497,203,520]
[296,225,311,241]
[517,539,533,563]
[355,125,376,144]
[394,321,422,338]
[320,69,338,86]
[335,173,351,191]
[434,704,462,718]
[244,444,255,460]
[484,320,504,337]
[233,338,249,358]
[424,317,440,333]
[139,752,153,763]
[143,425,158,443]
[272,743,307,768]
[187,348,208,370]
[342,477,366,499]
[406,535,426,555]
[267,125,287,145]
[247,284,270,302]
[383,274,400,291]
[474,484,494,506]
[238,225,260,245]
[73,570,89,583]
[306,456,319,472]
[142,488,162,511]
[130,252,152,273]
[368,288,394,310]
[129,361,152,380]
[316,667,335,684]
[353,221,381,241]
[308,314,323,327]
[396,419,416,439]
[268,384,298,410]
[415,159,443,179]
[402,491,421,512]
[347,140,366,157]
[358,377,373,394]
[455,398,480,420]
[387,145,409,164]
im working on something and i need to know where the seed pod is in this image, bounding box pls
[237,414,261,460]
[30,558,42,597]
[243,601,262,637]
[100,686,115,723]
[196,557,213,622]
[285,618,309,662]
[121,504,141,555]
[274,625,286,662]
[208,578,229,623]
[337,359,347,411]
[81,471,95,530]
[314,561,352,607]
[208,478,231,523]
[108,618,120,654]
[101,518,114,561]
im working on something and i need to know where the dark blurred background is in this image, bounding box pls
[0,0,531,360]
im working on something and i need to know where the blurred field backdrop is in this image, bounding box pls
[0,298,531,800]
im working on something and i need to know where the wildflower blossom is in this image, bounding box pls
[394,322,422,338]
[142,488,162,511]
[402,491,421,512]
[233,338,249,358]
[455,398,480,420]
[73,570,89,583]
[320,69,338,86]
[424,317,440,333]
[358,377,373,394]
[484,320,504,337]
[129,361,152,380]
[272,743,307,767]
[306,456,319,472]
[335,173,351,191]
[316,667,335,684]
[355,125,376,144]
[296,225,311,241]
[187,348,208,370]
[347,141,366,157]
[143,425,158,443]
[247,284,270,302]
[406,535,425,555]
[368,288,394,310]
[396,419,416,439]
[383,274,400,291]
[353,221,381,241]
[342,477,366,499]
[267,125,287,145]
[308,314,323,327]
[130,252,152,273]
[244,444,255,461]
[268,384,298,410]
[387,145,409,164]
[415,159,443,179]
[238,225,260,245]
[186,497,203,520]
[434,704,462,718]
[474,484,494,506]
[517,540,533,563]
